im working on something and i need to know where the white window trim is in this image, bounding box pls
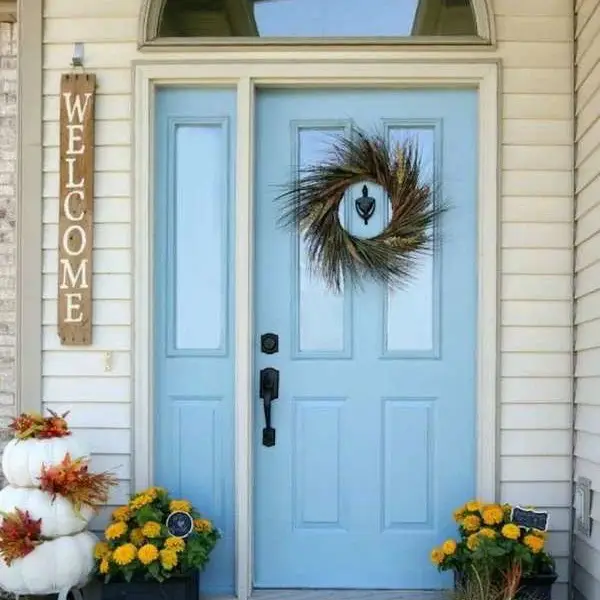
[16,0,43,415]
[133,55,499,600]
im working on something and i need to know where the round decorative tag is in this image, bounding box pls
[166,511,194,538]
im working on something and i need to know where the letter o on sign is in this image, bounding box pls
[62,224,87,257]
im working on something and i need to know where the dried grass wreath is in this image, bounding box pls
[277,128,448,293]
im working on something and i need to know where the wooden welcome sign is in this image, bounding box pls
[57,73,96,345]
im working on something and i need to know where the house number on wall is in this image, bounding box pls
[57,73,96,345]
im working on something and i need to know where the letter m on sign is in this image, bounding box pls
[57,73,96,345]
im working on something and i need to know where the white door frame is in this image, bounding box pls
[132,53,499,600]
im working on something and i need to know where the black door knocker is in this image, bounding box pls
[355,184,376,225]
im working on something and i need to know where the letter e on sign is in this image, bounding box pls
[57,74,96,345]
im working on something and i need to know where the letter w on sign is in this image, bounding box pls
[58,74,96,345]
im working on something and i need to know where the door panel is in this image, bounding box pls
[154,88,237,595]
[254,89,478,589]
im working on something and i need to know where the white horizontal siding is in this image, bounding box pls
[40,1,574,592]
[496,16,572,41]
[501,430,572,455]
[575,0,600,598]
[504,69,572,95]
[495,0,573,16]
[503,249,572,274]
[502,197,573,222]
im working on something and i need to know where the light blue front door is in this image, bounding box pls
[155,86,477,594]
[254,89,478,589]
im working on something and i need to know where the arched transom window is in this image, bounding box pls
[147,0,487,41]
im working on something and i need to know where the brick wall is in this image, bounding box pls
[0,21,17,479]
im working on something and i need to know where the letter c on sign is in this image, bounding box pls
[64,190,85,221]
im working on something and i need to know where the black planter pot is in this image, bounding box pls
[454,569,557,600]
[100,570,199,600]
[517,572,558,600]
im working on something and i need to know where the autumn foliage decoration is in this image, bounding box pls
[0,509,43,566]
[8,410,71,440]
[276,128,446,292]
[39,454,118,514]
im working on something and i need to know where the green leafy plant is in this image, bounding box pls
[93,486,220,583]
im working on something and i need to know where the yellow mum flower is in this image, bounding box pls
[194,518,213,533]
[112,543,137,566]
[138,543,159,565]
[130,493,153,510]
[141,521,162,538]
[94,541,110,559]
[430,548,445,566]
[130,528,145,547]
[523,534,545,554]
[462,515,481,533]
[100,557,110,574]
[453,506,465,522]
[502,524,521,540]
[442,539,457,555]
[160,549,179,570]
[105,521,128,540]
[112,506,131,522]
[165,537,186,553]
[479,527,496,539]
[466,500,482,512]
[481,505,504,526]
[467,533,480,551]
[170,500,192,513]
[143,486,165,499]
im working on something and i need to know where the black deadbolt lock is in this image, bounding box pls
[261,333,279,355]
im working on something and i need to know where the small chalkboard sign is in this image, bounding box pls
[511,506,549,531]
[166,511,194,538]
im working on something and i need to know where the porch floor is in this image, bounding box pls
[209,591,446,600]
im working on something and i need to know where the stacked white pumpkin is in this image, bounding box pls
[0,427,98,596]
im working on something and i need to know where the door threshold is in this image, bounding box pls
[250,591,448,600]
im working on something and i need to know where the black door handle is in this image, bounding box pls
[260,367,279,447]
